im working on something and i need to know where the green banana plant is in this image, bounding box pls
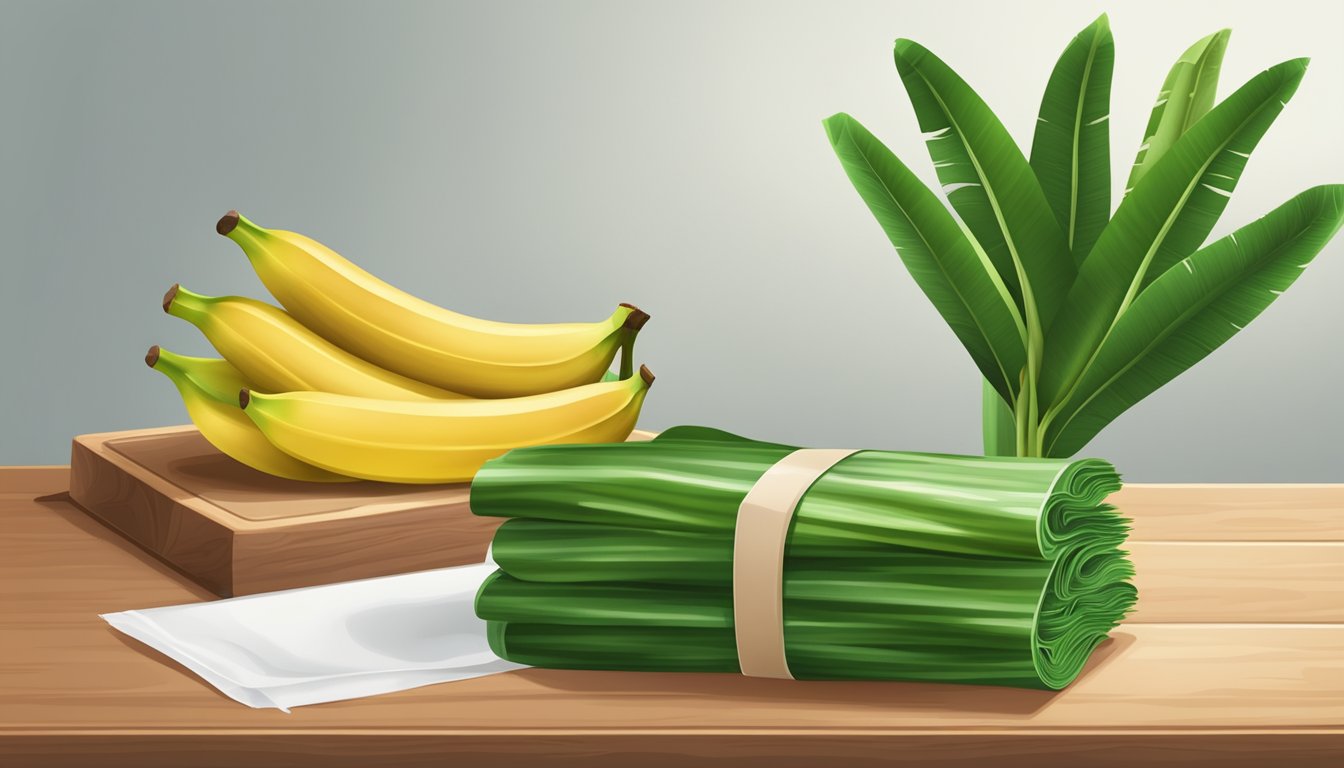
[825,14,1343,458]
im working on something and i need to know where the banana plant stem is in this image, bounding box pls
[1028,384,1041,456]
[1020,313,1045,458]
[982,380,1017,456]
[1014,377,1030,456]
[1011,312,1045,457]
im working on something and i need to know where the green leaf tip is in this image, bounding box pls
[1304,183,1344,226]
[1265,57,1311,100]
[892,38,932,67]
[822,112,851,146]
[1066,15,1111,49]
[1182,28,1231,63]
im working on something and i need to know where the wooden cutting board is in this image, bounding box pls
[67,425,518,597]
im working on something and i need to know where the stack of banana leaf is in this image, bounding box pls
[472,427,1136,690]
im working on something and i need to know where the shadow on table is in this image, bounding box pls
[104,623,1136,716]
[511,632,1136,717]
[106,630,250,707]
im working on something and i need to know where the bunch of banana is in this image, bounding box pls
[147,211,653,484]
[162,284,464,400]
[216,210,644,398]
[145,346,352,482]
[239,366,655,484]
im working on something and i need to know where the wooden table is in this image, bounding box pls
[1,467,1340,767]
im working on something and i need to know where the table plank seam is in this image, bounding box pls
[4,727,1342,735]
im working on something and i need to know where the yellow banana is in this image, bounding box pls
[163,284,464,400]
[240,366,655,484]
[216,210,650,398]
[145,346,354,482]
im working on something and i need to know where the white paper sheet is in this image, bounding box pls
[101,557,526,711]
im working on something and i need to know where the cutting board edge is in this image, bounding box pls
[65,427,513,597]
[70,429,257,530]
[229,506,502,595]
[68,435,236,595]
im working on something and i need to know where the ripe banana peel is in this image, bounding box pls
[217,210,650,398]
[163,284,464,400]
[240,366,656,484]
[145,346,353,482]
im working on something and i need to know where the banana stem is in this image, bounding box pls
[619,330,635,380]
[162,284,181,314]
[161,283,216,325]
[216,210,241,236]
[617,304,650,381]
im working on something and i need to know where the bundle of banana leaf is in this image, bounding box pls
[473,426,1136,690]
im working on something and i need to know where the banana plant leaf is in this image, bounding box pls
[1038,58,1308,414]
[984,13,1112,454]
[1030,13,1115,264]
[824,112,1026,406]
[479,537,1135,689]
[489,519,1133,591]
[1043,184,1344,456]
[893,39,1075,333]
[471,425,1127,560]
[1125,29,1232,193]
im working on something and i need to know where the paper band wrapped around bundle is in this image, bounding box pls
[733,448,859,679]
[472,426,1136,690]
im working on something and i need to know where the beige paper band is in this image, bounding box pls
[733,448,859,679]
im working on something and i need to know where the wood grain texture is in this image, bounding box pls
[2,469,1341,765]
[3,618,1341,730]
[73,427,479,530]
[1116,485,1344,541]
[4,733,1342,768]
[231,504,498,595]
[101,427,475,525]
[66,427,501,596]
[1126,542,1344,623]
[0,466,69,497]
[70,437,236,594]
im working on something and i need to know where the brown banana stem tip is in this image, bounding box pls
[639,364,655,386]
[145,345,160,368]
[216,210,240,236]
[238,388,250,409]
[162,283,179,313]
[620,303,651,331]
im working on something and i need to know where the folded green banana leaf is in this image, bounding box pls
[472,426,1135,689]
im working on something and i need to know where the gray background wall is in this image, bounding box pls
[2,0,1340,480]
